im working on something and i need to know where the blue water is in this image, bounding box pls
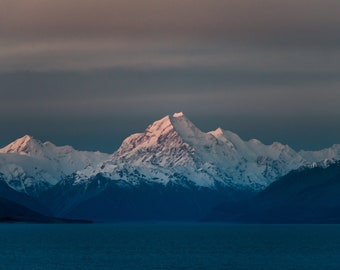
[0,223,340,270]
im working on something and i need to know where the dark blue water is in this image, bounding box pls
[0,223,340,270]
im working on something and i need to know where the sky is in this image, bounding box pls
[0,0,339,153]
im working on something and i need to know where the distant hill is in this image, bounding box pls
[207,162,340,223]
[0,197,91,223]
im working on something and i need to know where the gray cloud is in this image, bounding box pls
[0,39,339,73]
[0,0,339,152]
[1,0,339,41]
[0,0,339,73]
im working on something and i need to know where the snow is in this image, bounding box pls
[173,112,184,118]
[1,113,340,195]
[73,113,339,191]
[0,135,37,156]
[0,136,109,195]
[299,144,340,165]
[210,128,223,137]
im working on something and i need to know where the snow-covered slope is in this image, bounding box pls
[74,113,334,191]
[2,114,340,197]
[0,135,109,195]
[299,144,340,166]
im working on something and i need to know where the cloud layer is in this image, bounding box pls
[0,0,339,72]
[0,0,339,152]
[1,0,339,40]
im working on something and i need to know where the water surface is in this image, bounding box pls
[0,223,340,269]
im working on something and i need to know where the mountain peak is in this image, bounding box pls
[173,112,184,118]
[145,115,173,137]
[112,113,207,167]
[17,134,34,144]
[0,134,40,155]
[210,127,224,137]
[19,134,34,144]
[21,134,33,141]
[144,113,200,140]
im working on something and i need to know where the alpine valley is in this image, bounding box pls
[1,113,340,222]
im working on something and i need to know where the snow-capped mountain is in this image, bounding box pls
[1,113,340,198]
[73,112,332,191]
[0,113,340,193]
[0,135,109,195]
[1,113,340,221]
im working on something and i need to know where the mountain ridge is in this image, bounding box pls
[0,135,109,194]
[1,112,340,221]
[73,112,333,191]
[1,113,340,195]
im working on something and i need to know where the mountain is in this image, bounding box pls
[0,180,49,214]
[73,112,309,190]
[1,113,340,221]
[0,135,109,195]
[41,113,340,220]
[207,162,340,223]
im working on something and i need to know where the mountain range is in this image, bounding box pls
[1,113,339,222]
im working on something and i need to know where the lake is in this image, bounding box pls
[0,223,340,269]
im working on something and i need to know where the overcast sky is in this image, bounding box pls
[0,0,339,152]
